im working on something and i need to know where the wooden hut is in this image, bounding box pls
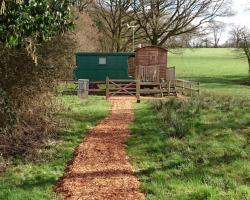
[128,46,174,82]
[74,52,134,81]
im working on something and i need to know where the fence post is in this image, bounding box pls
[182,81,184,94]
[198,82,200,96]
[136,80,140,103]
[106,77,109,100]
[168,80,171,96]
[137,65,141,81]
[190,82,193,97]
[157,65,160,82]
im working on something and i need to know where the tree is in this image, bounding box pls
[93,0,136,52]
[230,26,250,76]
[73,0,92,12]
[209,21,225,48]
[131,0,232,46]
[0,0,80,158]
[0,0,73,48]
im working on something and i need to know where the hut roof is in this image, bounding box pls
[135,46,168,52]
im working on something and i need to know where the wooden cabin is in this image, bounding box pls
[128,46,175,82]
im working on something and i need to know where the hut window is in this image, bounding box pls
[99,56,106,65]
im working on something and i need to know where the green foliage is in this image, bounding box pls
[127,94,250,200]
[0,0,78,159]
[0,0,73,47]
[0,95,110,199]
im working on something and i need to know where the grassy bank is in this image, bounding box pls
[168,48,250,95]
[0,96,110,200]
[128,95,250,200]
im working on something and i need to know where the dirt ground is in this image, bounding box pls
[56,97,145,200]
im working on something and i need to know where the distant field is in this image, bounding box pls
[168,48,250,95]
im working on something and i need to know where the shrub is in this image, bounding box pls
[152,94,250,139]
[152,98,199,138]
[0,35,76,161]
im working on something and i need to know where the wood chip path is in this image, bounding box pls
[56,97,145,200]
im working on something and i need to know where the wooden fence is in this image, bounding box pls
[137,65,160,82]
[58,78,199,98]
[105,78,140,101]
[174,79,200,96]
[166,66,176,81]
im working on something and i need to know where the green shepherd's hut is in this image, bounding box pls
[74,52,135,81]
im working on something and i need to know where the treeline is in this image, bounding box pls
[84,0,232,51]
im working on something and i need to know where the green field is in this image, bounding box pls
[0,96,110,200]
[128,95,250,200]
[127,48,250,199]
[168,48,250,95]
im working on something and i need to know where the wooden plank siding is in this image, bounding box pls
[127,46,174,82]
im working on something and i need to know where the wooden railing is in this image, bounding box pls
[57,79,90,98]
[166,66,176,81]
[58,78,199,98]
[174,79,200,96]
[137,65,160,82]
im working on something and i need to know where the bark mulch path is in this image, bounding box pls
[56,97,145,200]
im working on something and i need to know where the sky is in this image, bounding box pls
[220,0,250,43]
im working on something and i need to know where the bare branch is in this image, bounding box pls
[131,0,233,46]
[230,25,250,75]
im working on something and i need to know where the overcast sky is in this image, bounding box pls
[220,0,250,43]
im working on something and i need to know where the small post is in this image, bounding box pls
[106,77,109,100]
[168,80,171,96]
[136,80,140,103]
[197,82,200,96]
[182,81,184,94]
[190,82,193,97]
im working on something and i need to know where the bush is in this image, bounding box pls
[0,35,76,161]
[152,94,250,139]
[152,98,199,138]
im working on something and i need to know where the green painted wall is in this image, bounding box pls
[74,52,135,81]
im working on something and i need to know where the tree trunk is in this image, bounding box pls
[151,34,159,46]
[248,58,250,77]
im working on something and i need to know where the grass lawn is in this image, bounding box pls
[168,48,250,96]
[127,95,250,200]
[0,96,110,200]
[128,48,250,199]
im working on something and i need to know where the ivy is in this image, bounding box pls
[0,0,74,47]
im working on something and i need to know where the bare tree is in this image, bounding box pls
[131,0,232,46]
[230,26,250,75]
[209,21,225,48]
[93,0,138,52]
[73,0,93,11]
